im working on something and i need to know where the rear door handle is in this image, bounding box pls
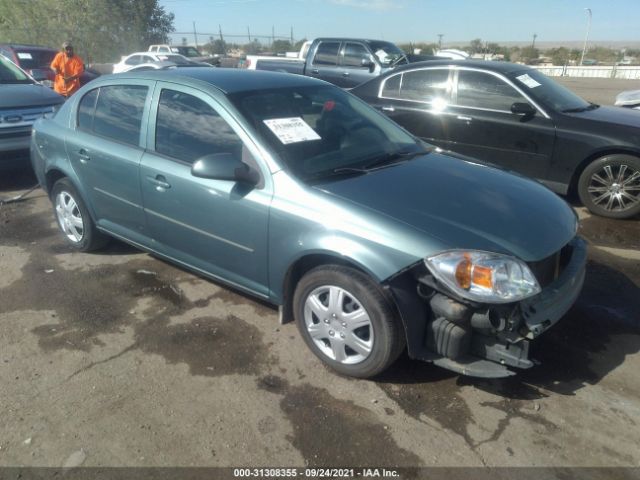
[457,115,473,122]
[146,175,171,190]
[381,106,395,112]
[342,72,350,77]
[77,148,90,163]
[311,69,319,74]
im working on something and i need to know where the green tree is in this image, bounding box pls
[243,39,263,55]
[271,39,292,54]
[0,0,174,63]
[469,38,484,54]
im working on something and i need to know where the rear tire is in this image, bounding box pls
[293,265,405,378]
[578,154,640,219]
[51,178,108,251]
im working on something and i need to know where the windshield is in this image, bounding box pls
[230,85,426,182]
[510,69,591,112]
[14,49,56,70]
[162,54,193,65]
[0,56,33,84]
[175,47,201,58]
[368,41,407,67]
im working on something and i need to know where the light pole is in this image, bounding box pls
[438,34,444,50]
[580,8,592,66]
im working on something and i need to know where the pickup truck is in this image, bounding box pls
[244,38,411,88]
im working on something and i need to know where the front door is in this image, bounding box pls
[446,69,556,180]
[338,42,378,88]
[140,84,271,297]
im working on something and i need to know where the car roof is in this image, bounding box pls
[393,59,533,75]
[112,68,326,94]
[0,44,56,51]
[314,38,398,44]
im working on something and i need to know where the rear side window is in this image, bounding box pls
[155,89,244,164]
[77,89,99,131]
[399,69,450,103]
[456,70,526,111]
[93,85,148,146]
[313,42,340,66]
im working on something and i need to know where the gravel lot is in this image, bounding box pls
[0,77,639,472]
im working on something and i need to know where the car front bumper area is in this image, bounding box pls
[386,236,588,378]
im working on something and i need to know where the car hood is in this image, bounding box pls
[0,83,64,109]
[564,105,640,127]
[315,153,577,262]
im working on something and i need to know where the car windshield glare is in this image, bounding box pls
[0,56,33,84]
[511,69,590,112]
[229,85,424,182]
[369,41,407,66]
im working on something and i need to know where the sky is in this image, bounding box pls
[159,0,640,47]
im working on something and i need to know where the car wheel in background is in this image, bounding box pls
[293,265,405,378]
[578,154,640,219]
[51,178,108,251]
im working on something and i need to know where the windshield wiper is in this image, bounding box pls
[562,103,600,113]
[362,148,432,170]
[390,54,408,67]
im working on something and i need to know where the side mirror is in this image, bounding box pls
[360,58,376,73]
[511,102,536,116]
[191,153,259,185]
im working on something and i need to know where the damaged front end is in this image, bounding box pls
[384,236,587,378]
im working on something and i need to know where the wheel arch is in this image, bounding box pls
[279,252,391,325]
[45,168,99,223]
[568,147,640,197]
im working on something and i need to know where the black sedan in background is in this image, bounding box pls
[352,60,640,219]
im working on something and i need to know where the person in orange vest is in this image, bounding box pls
[50,41,84,97]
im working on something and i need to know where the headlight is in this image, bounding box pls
[424,251,541,304]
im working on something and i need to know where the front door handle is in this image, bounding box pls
[77,149,90,163]
[381,106,395,112]
[311,69,319,74]
[146,175,171,191]
[457,115,473,122]
[342,72,350,77]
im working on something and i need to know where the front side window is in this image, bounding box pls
[342,43,371,68]
[399,69,450,103]
[313,42,340,66]
[456,70,526,111]
[0,56,32,84]
[155,89,244,164]
[93,85,148,146]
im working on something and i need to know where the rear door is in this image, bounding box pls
[139,83,271,296]
[65,82,151,241]
[447,68,556,179]
[370,67,455,148]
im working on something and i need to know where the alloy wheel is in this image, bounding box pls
[587,164,640,212]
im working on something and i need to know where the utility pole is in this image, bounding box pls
[438,34,444,50]
[290,26,294,45]
[272,25,275,47]
[218,24,223,42]
[193,21,198,48]
[247,26,251,43]
[580,8,592,66]
[532,33,537,49]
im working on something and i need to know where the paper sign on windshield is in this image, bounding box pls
[516,74,541,88]
[17,52,33,60]
[263,117,321,144]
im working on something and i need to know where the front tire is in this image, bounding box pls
[578,154,640,219]
[51,178,108,251]
[293,265,405,378]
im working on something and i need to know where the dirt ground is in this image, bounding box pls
[1,164,639,472]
